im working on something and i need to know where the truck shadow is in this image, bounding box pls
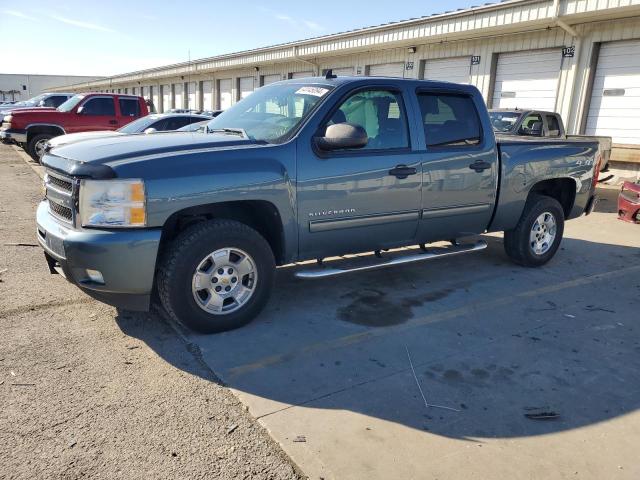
[116,210,640,442]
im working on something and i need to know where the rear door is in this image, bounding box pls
[297,86,422,259]
[415,89,498,242]
[117,97,142,128]
[72,96,118,132]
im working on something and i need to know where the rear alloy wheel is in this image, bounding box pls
[158,219,275,333]
[504,194,565,267]
[26,134,52,162]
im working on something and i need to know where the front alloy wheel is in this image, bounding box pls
[192,248,258,315]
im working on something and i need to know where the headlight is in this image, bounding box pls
[3,115,12,123]
[79,179,146,227]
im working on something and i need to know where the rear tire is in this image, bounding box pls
[157,219,275,334]
[26,133,52,162]
[504,194,565,267]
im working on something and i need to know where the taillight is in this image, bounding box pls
[592,154,601,188]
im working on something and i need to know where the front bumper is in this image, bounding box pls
[36,201,162,310]
[0,128,27,143]
[618,182,640,224]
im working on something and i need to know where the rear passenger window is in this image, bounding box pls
[119,98,140,117]
[546,115,561,137]
[326,89,409,150]
[417,93,481,147]
[81,97,115,116]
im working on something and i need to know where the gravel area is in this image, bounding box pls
[0,145,303,480]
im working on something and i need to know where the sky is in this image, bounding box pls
[0,0,482,77]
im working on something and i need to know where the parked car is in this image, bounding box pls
[0,93,148,161]
[0,92,74,116]
[165,108,199,114]
[47,113,213,149]
[36,76,601,333]
[618,181,640,223]
[489,109,612,171]
[198,110,223,118]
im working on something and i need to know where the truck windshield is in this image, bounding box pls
[204,83,333,143]
[489,111,521,132]
[57,94,85,112]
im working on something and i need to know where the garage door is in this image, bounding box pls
[161,84,170,112]
[491,49,561,111]
[262,74,282,86]
[202,81,213,110]
[187,82,196,109]
[174,83,184,109]
[423,57,470,84]
[290,71,314,79]
[219,79,232,110]
[239,77,254,100]
[586,39,640,145]
[368,62,405,77]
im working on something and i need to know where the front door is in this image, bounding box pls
[415,90,498,242]
[73,96,118,132]
[297,87,422,259]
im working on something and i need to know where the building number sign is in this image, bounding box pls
[562,46,575,57]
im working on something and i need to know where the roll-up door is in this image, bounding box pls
[261,74,282,86]
[161,84,170,112]
[368,62,405,77]
[174,83,184,109]
[187,82,196,109]
[586,39,640,145]
[290,71,314,79]
[202,81,213,110]
[239,77,254,99]
[328,66,355,77]
[422,57,470,84]
[491,49,562,111]
[218,79,232,110]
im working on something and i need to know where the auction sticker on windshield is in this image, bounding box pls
[295,86,329,97]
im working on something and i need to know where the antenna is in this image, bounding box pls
[325,69,337,79]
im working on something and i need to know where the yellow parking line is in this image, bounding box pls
[227,264,640,378]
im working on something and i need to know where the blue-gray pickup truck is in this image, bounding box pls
[37,74,601,333]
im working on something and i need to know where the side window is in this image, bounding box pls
[81,97,115,116]
[417,93,481,147]
[119,98,140,117]
[326,89,409,150]
[164,117,192,130]
[546,115,561,137]
[518,113,543,136]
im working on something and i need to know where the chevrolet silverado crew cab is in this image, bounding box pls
[1,93,148,161]
[37,75,601,333]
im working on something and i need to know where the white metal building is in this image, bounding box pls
[52,0,640,163]
[0,74,103,102]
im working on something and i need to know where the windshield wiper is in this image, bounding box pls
[207,127,249,138]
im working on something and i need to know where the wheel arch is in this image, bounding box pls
[159,200,287,265]
[527,177,576,219]
[26,124,66,143]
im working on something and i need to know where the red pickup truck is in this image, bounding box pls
[0,93,148,161]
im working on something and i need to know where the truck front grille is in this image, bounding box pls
[49,200,73,221]
[45,170,77,225]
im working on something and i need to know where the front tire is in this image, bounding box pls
[504,194,565,267]
[26,133,52,162]
[157,219,276,333]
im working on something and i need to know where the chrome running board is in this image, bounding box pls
[295,240,487,279]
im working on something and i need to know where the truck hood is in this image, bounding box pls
[49,130,122,148]
[43,132,263,177]
[0,106,57,116]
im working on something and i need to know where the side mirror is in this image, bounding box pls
[77,106,85,114]
[143,127,157,134]
[316,123,368,151]
[38,100,46,107]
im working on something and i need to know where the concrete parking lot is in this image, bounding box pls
[1,144,639,479]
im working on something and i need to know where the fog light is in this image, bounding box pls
[85,269,104,284]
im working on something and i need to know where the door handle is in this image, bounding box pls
[389,165,417,179]
[109,119,118,125]
[468,161,492,173]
